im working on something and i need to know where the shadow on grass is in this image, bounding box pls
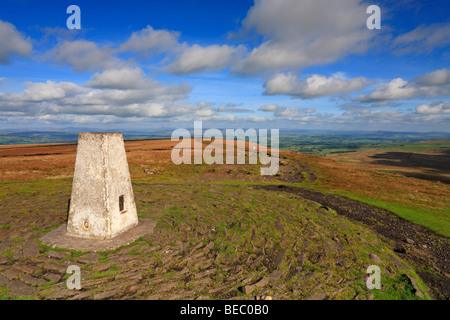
[369,150,450,183]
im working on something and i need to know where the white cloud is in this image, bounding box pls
[118,25,180,57]
[0,20,32,64]
[340,107,414,125]
[166,44,243,75]
[337,103,450,130]
[252,101,450,130]
[227,103,244,108]
[0,71,194,118]
[85,67,175,92]
[40,26,87,42]
[21,81,85,102]
[356,78,417,102]
[45,25,182,72]
[392,23,450,55]
[263,73,367,98]
[258,104,318,121]
[49,40,124,72]
[117,25,245,75]
[216,105,252,113]
[416,102,450,114]
[248,115,266,122]
[415,68,450,86]
[85,68,148,89]
[84,68,191,103]
[258,104,278,111]
[0,81,87,115]
[234,0,373,74]
[356,69,450,102]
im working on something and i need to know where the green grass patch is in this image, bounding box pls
[290,181,450,238]
[337,193,448,238]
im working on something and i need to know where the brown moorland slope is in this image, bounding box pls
[327,140,450,184]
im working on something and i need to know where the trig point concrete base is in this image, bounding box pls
[40,132,155,252]
[40,219,156,252]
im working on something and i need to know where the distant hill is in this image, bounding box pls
[0,130,173,145]
[1,129,449,146]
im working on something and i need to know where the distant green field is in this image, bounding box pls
[278,134,450,156]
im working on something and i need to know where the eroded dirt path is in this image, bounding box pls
[255,185,450,300]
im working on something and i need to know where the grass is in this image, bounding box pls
[0,177,430,300]
[294,153,450,238]
[215,169,449,237]
[351,197,449,238]
[364,274,426,300]
[0,138,446,300]
[298,181,450,238]
[0,285,34,300]
[87,270,119,279]
[37,281,58,290]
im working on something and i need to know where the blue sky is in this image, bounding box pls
[0,0,449,132]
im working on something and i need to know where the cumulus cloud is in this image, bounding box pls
[0,70,194,118]
[48,40,124,72]
[21,81,85,102]
[356,78,417,102]
[216,105,253,113]
[247,115,266,122]
[258,104,318,120]
[42,25,182,72]
[253,101,450,130]
[234,0,373,74]
[83,68,191,102]
[221,103,242,109]
[118,25,180,57]
[416,101,450,114]
[51,25,244,75]
[415,68,450,86]
[85,68,150,89]
[40,26,87,43]
[82,75,190,107]
[166,44,243,75]
[258,104,278,112]
[216,102,252,113]
[392,23,450,55]
[337,103,450,131]
[340,107,415,126]
[83,67,193,99]
[356,68,450,102]
[0,20,32,64]
[263,73,367,98]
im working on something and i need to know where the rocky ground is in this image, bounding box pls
[0,180,430,300]
[257,185,450,300]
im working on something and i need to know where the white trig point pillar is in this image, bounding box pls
[67,132,138,239]
[40,132,155,251]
